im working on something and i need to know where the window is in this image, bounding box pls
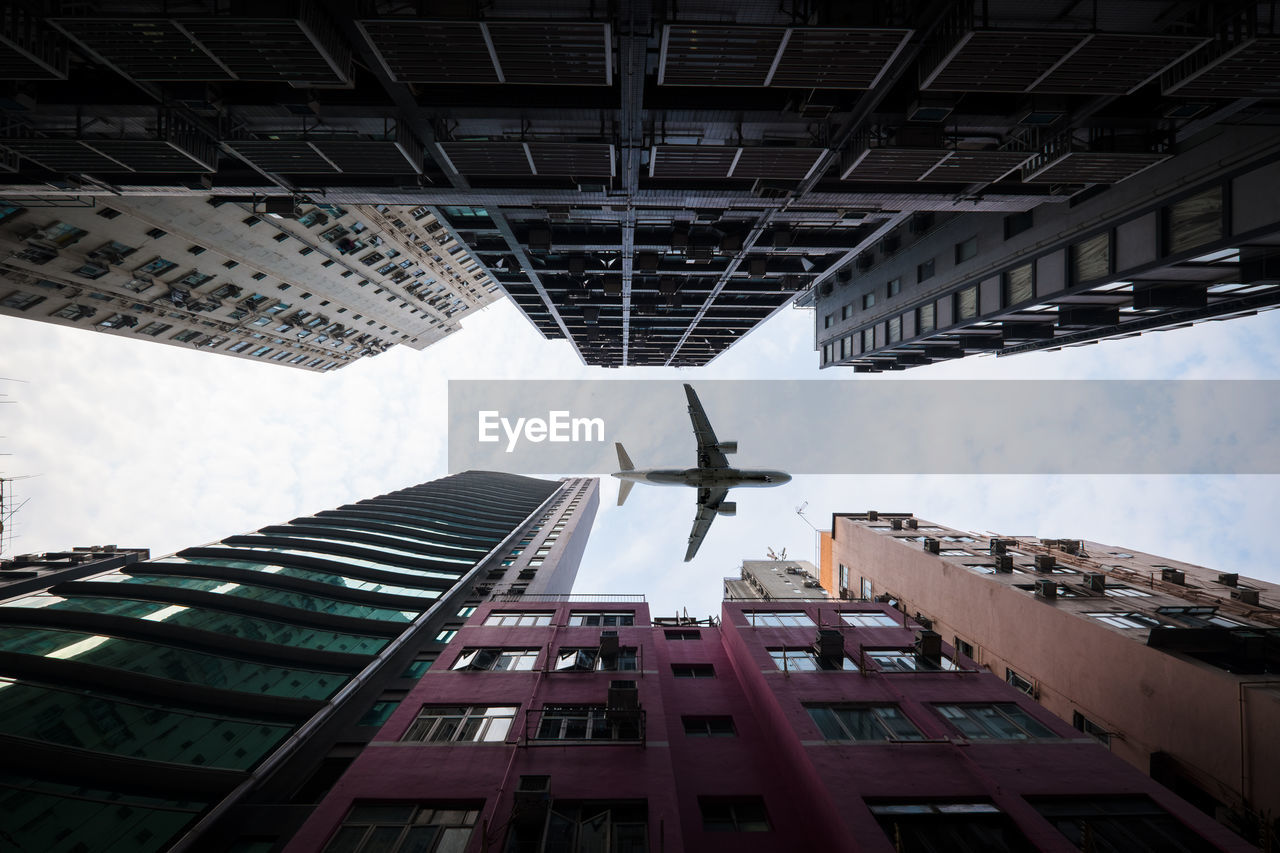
[887,277,901,297]
[252,272,267,281]
[841,611,898,628]
[955,285,978,320]
[400,705,515,743]
[862,292,876,310]
[144,227,166,239]
[451,648,538,672]
[1006,669,1034,695]
[769,648,856,672]
[434,629,456,643]
[841,303,853,320]
[1105,585,1152,598]
[682,716,735,737]
[807,704,924,741]
[507,801,647,852]
[936,704,1055,739]
[869,802,1033,853]
[700,797,770,832]
[918,302,935,333]
[955,236,978,264]
[1156,606,1246,629]
[1072,710,1111,745]
[96,207,121,220]
[1,291,45,310]
[535,705,641,741]
[664,629,700,641]
[323,803,479,853]
[671,663,715,678]
[1004,263,1033,306]
[138,321,172,337]
[177,271,213,288]
[888,315,902,343]
[554,647,637,672]
[485,611,553,627]
[861,577,873,599]
[136,257,178,276]
[273,232,290,243]
[568,611,634,627]
[358,701,400,726]
[1072,232,1110,283]
[868,650,956,672]
[917,258,935,282]
[401,659,433,679]
[1085,612,1163,630]
[1167,186,1223,255]
[1033,796,1218,853]
[954,637,974,659]
[1004,210,1034,239]
[744,611,812,627]
[824,313,833,328]
[171,329,202,343]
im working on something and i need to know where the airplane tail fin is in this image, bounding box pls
[615,442,634,471]
[617,479,635,507]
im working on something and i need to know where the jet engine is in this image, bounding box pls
[715,441,738,454]
[716,502,737,516]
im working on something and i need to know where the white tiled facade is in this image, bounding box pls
[0,198,500,371]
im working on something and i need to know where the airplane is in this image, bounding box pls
[613,383,792,562]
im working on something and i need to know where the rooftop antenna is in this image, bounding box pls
[795,502,819,567]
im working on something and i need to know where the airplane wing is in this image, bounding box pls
[685,486,729,562]
[684,384,729,470]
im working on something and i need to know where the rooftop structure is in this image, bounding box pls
[724,559,828,600]
[821,511,1280,846]
[4,2,1276,367]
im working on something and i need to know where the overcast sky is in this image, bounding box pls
[3,298,1278,618]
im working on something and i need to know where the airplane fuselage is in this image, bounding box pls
[612,468,791,488]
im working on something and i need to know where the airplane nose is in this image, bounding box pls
[776,473,792,484]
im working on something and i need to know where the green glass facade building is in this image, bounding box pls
[0,471,597,852]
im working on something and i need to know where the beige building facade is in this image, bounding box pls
[0,197,499,371]
[821,511,1280,847]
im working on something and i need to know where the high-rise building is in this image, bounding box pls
[820,511,1280,846]
[0,472,597,852]
[5,3,1276,368]
[284,594,1250,853]
[724,559,828,600]
[0,544,149,596]
[0,197,499,371]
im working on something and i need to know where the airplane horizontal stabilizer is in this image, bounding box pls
[618,479,635,507]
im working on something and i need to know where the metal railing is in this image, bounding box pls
[489,592,645,602]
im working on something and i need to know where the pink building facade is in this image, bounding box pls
[288,597,1251,853]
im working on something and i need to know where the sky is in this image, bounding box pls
[3,295,1279,618]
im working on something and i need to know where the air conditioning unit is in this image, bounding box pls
[923,538,940,554]
[994,555,1014,573]
[1085,573,1106,593]
[989,538,1009,555]
[815,628,844,663]
[599,630,619,657]
[856,253,874,271]
[1232,588,1260,606]
[915,629,942,665]
[1034,555,1056,573]
[905,518,918,529]
[608,680,639,709]
[867,511,879,521]
[890,518,903,530]
[1034,579,1057,600]
[1217,573,1239,588]
[1161,568,1186,585]
[804,580,823,589]
[514,776,551,825]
